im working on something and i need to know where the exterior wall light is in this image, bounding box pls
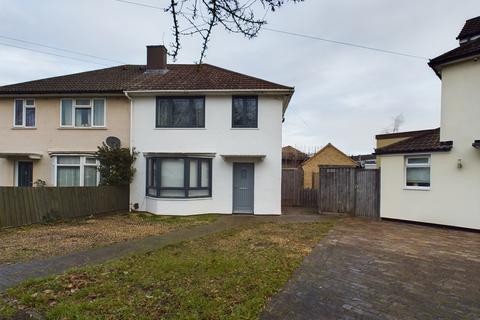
[457,159,463,169]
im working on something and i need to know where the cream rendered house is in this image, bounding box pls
[0,81,130,187]
[0,46,294,215]
[375,17,480,230]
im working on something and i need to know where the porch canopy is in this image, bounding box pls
[0,152,42,160]
[220,154,266,162]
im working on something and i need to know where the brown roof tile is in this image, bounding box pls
[376,129,435,140]
[0,64,293,95]
[282,146,307,160]
[457,16,480,40]
[375,128,453,155]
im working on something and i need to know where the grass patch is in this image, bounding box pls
[0,213,219,265]
[0,219,336,319]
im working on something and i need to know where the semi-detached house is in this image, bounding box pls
[0,46,294,215]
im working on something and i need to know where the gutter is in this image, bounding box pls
[123,88,295,96]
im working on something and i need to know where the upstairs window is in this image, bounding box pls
[405,156,431,189]
[156,97,205,128]
[61,99,105,127]
[14,99,36,128]
[232,96,258,128]
[146,157,212,198]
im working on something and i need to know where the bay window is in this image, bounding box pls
[156,97,205,128]
[61,99,105,127]
[405,156,430,189]
[14,99,36,128]
[56,156,99,187]
[146,157,212,198]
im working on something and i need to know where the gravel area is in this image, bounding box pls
[0,213,217,265]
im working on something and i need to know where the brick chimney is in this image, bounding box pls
[146,45,167,70]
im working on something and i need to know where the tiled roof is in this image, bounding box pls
[376,129,435,140]
[375,128,453,155]
[457,16,480,40]
[282,146,307,160]
[0,64,293,95]
[429,38,480,75]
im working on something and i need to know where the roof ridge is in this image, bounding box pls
[376,128,438,140]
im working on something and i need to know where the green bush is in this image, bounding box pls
[96,144,138,186]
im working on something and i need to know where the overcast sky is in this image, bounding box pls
[1,0,479,155]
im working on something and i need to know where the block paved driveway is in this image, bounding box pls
[262,217,480,320]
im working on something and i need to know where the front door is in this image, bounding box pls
[233,163,254,214]
[17,161,33,187]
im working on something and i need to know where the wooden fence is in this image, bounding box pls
[281,168,318,208]
[319,167,380,218]
[0,186,129,228]
[282,166,380,218]
[281,168,304,206]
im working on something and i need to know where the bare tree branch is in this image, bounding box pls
[164,0,303,63]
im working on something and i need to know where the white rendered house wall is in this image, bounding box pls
[130,95,284,215]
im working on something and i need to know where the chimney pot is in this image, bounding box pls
[147,45,167,70]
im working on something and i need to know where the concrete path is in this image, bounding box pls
[0,214,321,292]
[262,218,480,320]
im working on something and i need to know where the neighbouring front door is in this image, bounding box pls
[233,163,254,214]
[17,161,33,187]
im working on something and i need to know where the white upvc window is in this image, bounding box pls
[14,99,36,128]
[405,155,431,190]
[55,156,100,187]
[60,99,106,128]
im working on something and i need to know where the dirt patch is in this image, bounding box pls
[0,213,217,265]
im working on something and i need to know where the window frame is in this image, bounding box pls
[231,95,258,129]
[404,155,431,190]
[60,98,107,128]
[155,96,206,129]
[54,155,100,187]
[145,157,212,199]
[13,99,36,128]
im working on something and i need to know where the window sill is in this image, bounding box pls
[230,128,259,130]
[154,128,207,130]
[146,196,212,201]
[403,186,430,191]
[58,127,108,130]
[11,127,37,130]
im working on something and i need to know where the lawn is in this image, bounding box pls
[0,213,218,265]
[0,219,336,319]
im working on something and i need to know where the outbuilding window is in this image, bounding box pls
[146,157,212,198]
[405,156,430,189]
